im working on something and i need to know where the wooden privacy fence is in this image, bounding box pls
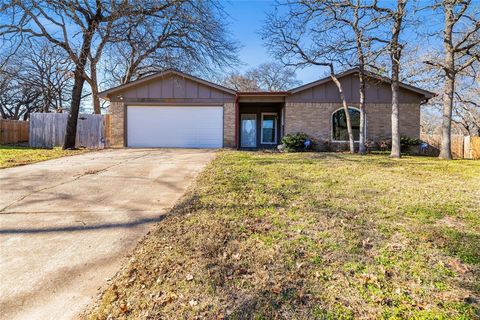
[29,113,111,148]
[0,119,29,144]
[421,134,480,159]
[470,136,480,159]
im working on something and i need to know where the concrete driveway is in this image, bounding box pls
[0,148,216,320]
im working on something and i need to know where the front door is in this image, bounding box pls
[240,114,257,148]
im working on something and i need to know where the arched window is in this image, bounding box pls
[332,107,362,141]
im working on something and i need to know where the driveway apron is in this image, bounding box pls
[0,148,216,320]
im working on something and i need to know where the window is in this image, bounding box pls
[261,113,277,144]
[332,107,361,141]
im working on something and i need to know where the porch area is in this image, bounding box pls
[238,102,284,149]
[237,92,287,150]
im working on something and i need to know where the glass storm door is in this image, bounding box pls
[241,114,257,148]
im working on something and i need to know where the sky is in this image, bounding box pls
[223,0,321,85]
[222,0,449,87]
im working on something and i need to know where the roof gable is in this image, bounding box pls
[99,69,236,100]
[290,68,435,100]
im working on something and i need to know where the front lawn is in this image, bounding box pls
[88,152,480,319]
[0,145,88,168]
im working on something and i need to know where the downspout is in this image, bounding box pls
[235,94,239,149]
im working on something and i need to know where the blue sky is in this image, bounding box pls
[222,0,449,87]
[224,0,321,85]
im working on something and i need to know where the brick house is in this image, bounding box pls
[99,68,434,149]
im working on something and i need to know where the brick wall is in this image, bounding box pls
[223,102,236,148]
[366,103,420,139]
[108,101,125,147]
[284,102,420,143]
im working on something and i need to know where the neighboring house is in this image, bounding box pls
[99,68,434,149]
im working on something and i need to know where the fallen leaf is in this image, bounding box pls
[362,238,373,250]
[161,292,177,304]
[189,299,198,306]
[271,285,282,294]
[448,259,469,274]
[186,274,194,281]
[119,302,128,313]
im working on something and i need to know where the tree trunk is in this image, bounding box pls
[122,61,137,84]
[358,67,367,154]
[90,65,101,114]
[330,73,355,153]
[439,3,455,160]
[389,0,405,159]
[63,68,85,149]
[63,27,96,149]
[390,61,401,158]
[92,90,101,114]
[353,2,366,154]
[439,67,455,160]
[43,90,50,113]
[13,104,20,120]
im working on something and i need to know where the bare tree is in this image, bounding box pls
[389,0,408,158]
[0,69,41,120]
[424,0,480,159]
[223,73,261,91]
[262,2,356,152]
[350,0,369,154]
[0,41,73,119]
[326,64,356,153]
[0,58,41,119]
[0,1,179,149]
[453,74,480,136]
[247,62,301,91]
[103,1,238,86]
[84,20,114,115]
[318,0,381,154]
[21,42,74,113]
[223,62,300,92]
[366,0,408,158]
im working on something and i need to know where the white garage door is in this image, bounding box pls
[127,106,223,148]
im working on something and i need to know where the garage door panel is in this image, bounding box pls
[127,106,223,148]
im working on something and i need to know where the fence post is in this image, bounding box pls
[471,137,480,160]
[463,136,472,159]
[104,114,111,148]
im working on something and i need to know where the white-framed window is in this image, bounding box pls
[331,107,365,142]
[261,113,277,144]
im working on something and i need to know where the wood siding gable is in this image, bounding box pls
[287,73,426,104]
[102,71,235,104]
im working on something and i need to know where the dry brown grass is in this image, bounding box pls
[87,152,480,319]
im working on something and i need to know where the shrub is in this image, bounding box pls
[379,139,392,151]
[281,132,312,152]
[400,136,422,148]
[364,140,376,152]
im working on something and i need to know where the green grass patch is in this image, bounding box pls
[434,228,480,265]
[0,145,88,168]
[87,152,480,319]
